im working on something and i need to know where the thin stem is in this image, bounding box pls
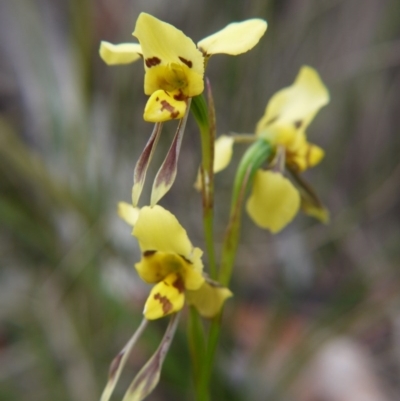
[201,140,273,391]
[187,307,206,397]
[219,139,272,286]
[191,92,217,278]
[189,92,217,401]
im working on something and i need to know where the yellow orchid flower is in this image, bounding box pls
[255,66,329,171]
[100,13,267,122]
[212,66,330,232]
[121,205,232,319]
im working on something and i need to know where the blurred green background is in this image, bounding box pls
[1,0,400,400]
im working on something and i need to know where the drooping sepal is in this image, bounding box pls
[99,318,148,401]
[121,313,180,401]
[150,99,191,205]
[132,123,163,206]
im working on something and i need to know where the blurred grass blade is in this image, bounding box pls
[100,318,148,401]
[122,313,181,401]
[132,123,163,207]
[150,101,191,206]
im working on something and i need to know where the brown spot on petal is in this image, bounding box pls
[266,115,278,126]
[160,100,179,119]
[154,293,173,315]
[294,120,303,129]
[145,57,161,68]
[173,90,186,101]
[178,56,192,68]
[172,276,185,293]
[179,254,193,265]
[144,250,157,257]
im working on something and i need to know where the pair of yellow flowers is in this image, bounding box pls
[101,13,329,321]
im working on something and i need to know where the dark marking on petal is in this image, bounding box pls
[179,254,193,265]
[266,115,278,125]
[198,47,208,57]
[178,56,193,68]
[173,90,186,101]
[144,250,157,257]
[145,57,161,68]
[160,100,179,119]
[108,352,124,379]
[294,120,303,129]
[154,293,173,315]
[172,276,185,293]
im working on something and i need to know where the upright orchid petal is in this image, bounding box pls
[144,273,185,320]
[256,66,329,136]
[133,13,204,97]
[198,19,267,56]
[100,41,142,65]
[246,170,300,233]
[133,206,193,258]
[186,279,233,318]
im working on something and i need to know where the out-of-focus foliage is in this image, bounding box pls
[0,0,399,400]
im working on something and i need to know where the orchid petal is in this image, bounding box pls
[214,135,234,173]
[117,202,140,226]
[256,66,329,136]
[186,278,232,318]
[246,170,300,233]
[198,19,267,56]
[135,252,186,284]
[133,205,193,258]
[143,273,185,320]
[99,41,142,65]
[133,13,204,97]
[144,90,187,122]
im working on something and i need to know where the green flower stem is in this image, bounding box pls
[187,306,206,396]
[191,93,217,279]
[190,92,217,401]
[219,139,272,286]
[200,139,273,394]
